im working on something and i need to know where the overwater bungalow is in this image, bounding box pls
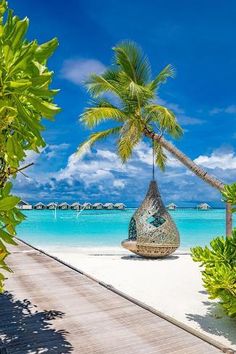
[71,202,81,210]
[82,202,92,210]
[167,203,177,210]
[47,202,57,209]
[114,203,126,210]
[34,202,46,210]
[93,203,103,210]
[58,202,70,210]
[17,200,32,210]
[197,203,211,210]
[104,203,114,210]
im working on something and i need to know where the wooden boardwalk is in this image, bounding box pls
[0,241,225,354]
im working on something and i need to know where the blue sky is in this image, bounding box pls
[11,0,236,206]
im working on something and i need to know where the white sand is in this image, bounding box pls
[43,245,236,350]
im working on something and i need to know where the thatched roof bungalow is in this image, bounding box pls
[93,203,103,210]
[103,203,114,210]
[82,202,92,210]
[167,203,177,210]
[71,202,81,210]
[197,203,211,210]
[17,200,32,210]
[47,202,57,209]
[34,202,46,210]
[114,203,126,210]
[58,202,70,210]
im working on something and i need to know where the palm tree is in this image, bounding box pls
[78,41,232,236]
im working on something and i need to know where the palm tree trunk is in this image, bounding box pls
[226,203,232,237]
[144,128,232,236]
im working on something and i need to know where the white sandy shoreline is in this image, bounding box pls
[41,245,236,351]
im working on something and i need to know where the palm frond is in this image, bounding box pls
[148,64,175,92]
[113,41,151,85]
[145,104,183,138]
[117,121,142,162]
[79,41,182,172]
[77,126,122,157]
[154,141,167,171]
[86,71,120,98]
[80,104,127,128]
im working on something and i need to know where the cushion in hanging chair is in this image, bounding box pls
[121,180,180,258]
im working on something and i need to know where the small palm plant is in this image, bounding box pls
[79,41,182,170]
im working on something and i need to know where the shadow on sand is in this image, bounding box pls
[0,291,73,353]
[121,255,179,261]
[186,296,236,349]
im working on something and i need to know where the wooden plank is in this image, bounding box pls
[0,241,224,354]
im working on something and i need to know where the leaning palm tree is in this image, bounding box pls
[78,41,231,236]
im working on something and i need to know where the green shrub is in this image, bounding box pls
[221,182,236,212]
[192,182,236,317]
[0,0,60,291]
[191,211,236,317]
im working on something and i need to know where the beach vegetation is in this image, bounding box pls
[0,0,60,291]
[191,182,236,317]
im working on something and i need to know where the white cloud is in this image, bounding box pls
[113,179,125,189]
[55,142,184,198]
[56,150,126,188]
[210,104,236,115]
[60,58,106,85]
[194,149,236,170]
[13,136,236,204]
[96,149,118,161]
[225,105,236,113]
[45,143,70,159]
[178,115,204,125]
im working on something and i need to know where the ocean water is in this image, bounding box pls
[16,208,235,250]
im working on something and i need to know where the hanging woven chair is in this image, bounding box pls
[121,180,180,258]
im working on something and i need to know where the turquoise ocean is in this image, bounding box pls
[17,208,235,250]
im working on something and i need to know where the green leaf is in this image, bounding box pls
[8,79,32,89]
[0,229,17,245]
[35,38,59,62]
[28,96,61,119]
[2,182,12,197]
[11,17,29,49]
[77,126,122,157]
[0,196,20,211]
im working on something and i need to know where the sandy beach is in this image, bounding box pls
[42,245,236,351]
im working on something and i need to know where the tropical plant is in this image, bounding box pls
[192,182,236,317]
[78,41,230,233]
[0,0,60,291]
[191,231,236,317]
[222,183,236,212]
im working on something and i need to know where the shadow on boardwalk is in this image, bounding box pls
[0,291,73,353]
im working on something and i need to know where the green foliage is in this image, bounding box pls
[0,182,25,291]
[191,231,236,317]
[192,182,236,317]
[79,41,183,169]
[221,183,236,213]
[0,1,60,291]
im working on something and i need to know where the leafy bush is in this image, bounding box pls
[0,0,60,291]
[221,183,236,212]
[191,182,236,317]
[191,231,236,317]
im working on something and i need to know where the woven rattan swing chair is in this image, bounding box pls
[121,146,180,258]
